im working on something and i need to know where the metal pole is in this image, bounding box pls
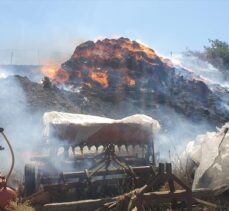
[10,51,14,65]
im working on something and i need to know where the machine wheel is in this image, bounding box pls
[24,164,36,196]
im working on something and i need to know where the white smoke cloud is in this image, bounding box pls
[0,74,43,186]
[152,106,214,163]
[170,54,229,89]
[0,67,13,79]
[98,99,215,164]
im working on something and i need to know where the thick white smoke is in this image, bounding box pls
[0,67,14,79]
[151,106,214,163]
[171,54,229,88]
[98,99,215,164]
[0,72,43,186]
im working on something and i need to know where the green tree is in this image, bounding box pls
[204,39,229,70]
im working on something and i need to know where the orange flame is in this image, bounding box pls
[46,39,158,89]
[125,76,136,87]
[55,68,70,84]
[73,38,156,63]
[41,66,58,79]
[41,66,69,84]
[122,42,156,59]
[89,71,109,88]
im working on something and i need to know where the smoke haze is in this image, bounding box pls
[0,74,43,182]
[0,43,225,186]
[171,54,229,89]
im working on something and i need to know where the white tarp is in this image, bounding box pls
[181,123,229,192]
[43,111,160,147]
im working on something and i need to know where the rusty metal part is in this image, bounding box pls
[24,143,153,198]
[40,162,217,211]
[60,166,154,181]
[0,187,16,210]
[40,145,155,197]
[98,163,217,211]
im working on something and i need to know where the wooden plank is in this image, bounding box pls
[192,188,215,198]
[142,189,214,203]
[42,187,216,210]
[43,198,114,211]
[193,198,218,208]
[143,190,191,202]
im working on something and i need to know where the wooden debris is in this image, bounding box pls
[43,198,114,211]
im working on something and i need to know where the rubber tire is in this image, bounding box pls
[24,164,36,196]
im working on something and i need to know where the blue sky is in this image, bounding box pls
[0,0,229,64]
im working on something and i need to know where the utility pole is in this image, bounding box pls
[170,51,173,58]
[37,49,40,65]
[10,50,14,65]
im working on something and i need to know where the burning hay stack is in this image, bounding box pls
[42,37,229,123]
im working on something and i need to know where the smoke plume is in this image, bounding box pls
[0,72,43,185]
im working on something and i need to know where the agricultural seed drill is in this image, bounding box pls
[24,112,160,202]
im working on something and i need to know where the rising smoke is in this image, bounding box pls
[0,72,43,185]
[171,53,229,88]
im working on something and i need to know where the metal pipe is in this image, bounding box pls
[0,128,15,184]
[61,166,153,180]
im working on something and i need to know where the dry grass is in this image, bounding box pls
[6,200,35,211]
